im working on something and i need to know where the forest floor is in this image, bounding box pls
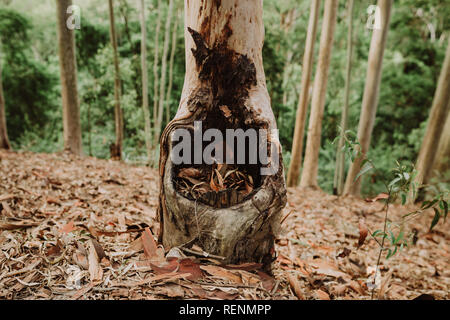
[0,150,448,300]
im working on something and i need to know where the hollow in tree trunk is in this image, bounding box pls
[157,0,286,268]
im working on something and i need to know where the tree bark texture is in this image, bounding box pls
[108,0,124,160]
[56,0,82,155]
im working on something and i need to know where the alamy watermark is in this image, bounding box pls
[171,121,279,176]
[66,5,81,30]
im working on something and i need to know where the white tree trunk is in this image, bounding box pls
[412,38,450,196]
[152,0,161,145]
[433,111,450,175]
[56,0,82,155]
[139,0,153,162]
[165,7,181,125]
[333,0,355,195]
[300,0,339,188]
[158,0,286,266]
[154,0,174,146]
[343,0,392,196]
[0,52,11,150]
[286,0,320,187]
[108,0,123,160]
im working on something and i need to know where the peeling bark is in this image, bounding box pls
[158,0,286,268]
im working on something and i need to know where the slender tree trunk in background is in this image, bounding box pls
[343,0,392,196]
[154,0,173,146]
[300,0,338,189]
[0,54,11,150]
[333,0,355,195]
[108,0,124,160]
[433,112,450,175]
[286,0,320,187]
[411,39,450,199]
[152,0,161,141]
[139,0,153,163]
[158,0,286,267]
[165,8,180,125]
[56,0,82,155]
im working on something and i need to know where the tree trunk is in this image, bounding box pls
[299,0,338,189]
[56,0,82,155]
[343,0,392,196]
[158,0,286,267]
[333,0,355,195]
[139,0,153,163]
[0,51,11,150]
[165,7,181,125]
[286,0,320,187]
[152,0,161,144]
[433,113,450,175]
[108,0,124,160]
[412,38,450,196]
[154,0,174,146]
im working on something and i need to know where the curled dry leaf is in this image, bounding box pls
[365,193,389,202]
[358,218,368,248]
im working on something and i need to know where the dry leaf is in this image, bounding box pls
[309,259,350,279]
[87,240,103,283]
[358,218,368,248]
[365,193,389,202]
[316,289,330,300]
[288,274,304,300]
[60,221,77,234]
[200,265,242,284]
[141,227,158,259]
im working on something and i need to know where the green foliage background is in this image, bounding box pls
[0,0,448,196]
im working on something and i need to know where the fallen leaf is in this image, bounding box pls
[60,221,77,234]
[316,289,330,300]
[358,218,368,248]
[336,248,351,258]
[0,194,15,201]
[365,193,389,202]
[200,265,242,284]
[141,227,158,259]
[288,274,304,300]
[150,258,204,281]
[309,259,350,279]
[87,240,103,283]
